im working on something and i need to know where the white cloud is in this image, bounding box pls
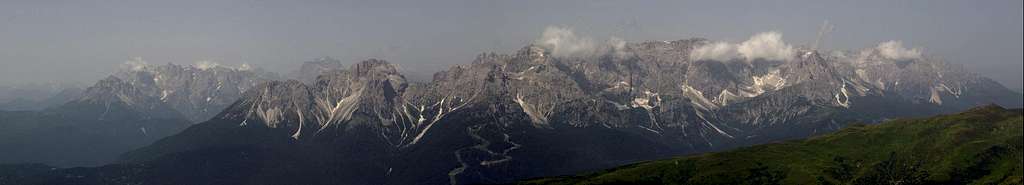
[689,31,794,62]
[737,32,794,61]
[195,61,255,71]
[121,57,149,71]
[690,41,739,61]
[536,26,596,57]
[238,63,253,71]
[875,40,921,60]
[194,60,222,70]
[607,36,629,58]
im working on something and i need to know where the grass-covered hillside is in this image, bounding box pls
[521,105,1023,185]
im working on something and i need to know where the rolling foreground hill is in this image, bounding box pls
[519,105,1023,185]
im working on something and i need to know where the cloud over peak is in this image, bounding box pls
[875,40,922,60]
[193,60,254,71]
[607,36,629,58]
[536,26,596,57]
[193,60,222,70]
[690,41,738,61]
[690,31,794,62]
[121,57,150,71]
[737,32,794,61]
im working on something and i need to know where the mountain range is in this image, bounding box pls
[0,37,1021,184]
[0,61,282,167]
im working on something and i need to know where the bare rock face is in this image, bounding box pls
[120,38,1022,185]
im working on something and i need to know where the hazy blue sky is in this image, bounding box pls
[1,0,1021,89]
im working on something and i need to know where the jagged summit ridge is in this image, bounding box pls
[113,62,279,122]
[290,57,346,84]
[63,76,184,120]
[222,38,1021,146]
[221,59,431,146]
[115,36,1023,185]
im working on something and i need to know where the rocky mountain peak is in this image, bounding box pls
[63,76,183,120]
[111,62,278,122]
[315,59,408,99]
[219,59,423,142]
[290,57,345,84]
[221,80,311,131]
[76,76,154,107]
[784,49,840,83]
[511,45,551,66]
[351,59,398,75]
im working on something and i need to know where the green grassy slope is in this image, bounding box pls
[520,105,1023,185]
